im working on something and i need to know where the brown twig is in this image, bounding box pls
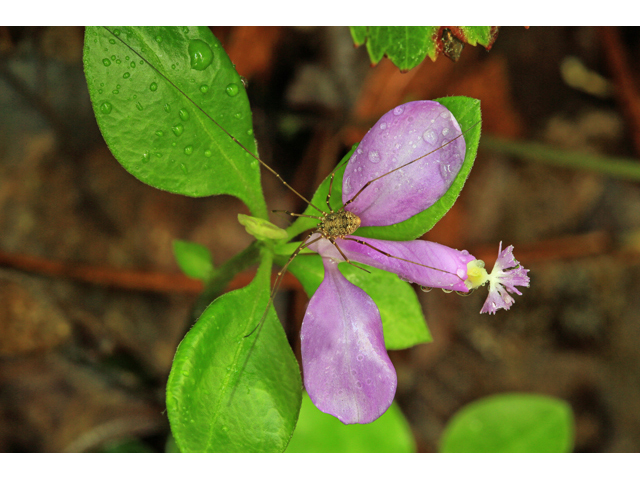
[0,249,302,295]
[598,26,640,158]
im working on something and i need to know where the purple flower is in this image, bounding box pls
[299,101,530,424]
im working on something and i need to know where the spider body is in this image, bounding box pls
[318,210,361,238]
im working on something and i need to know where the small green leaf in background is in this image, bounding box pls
[439,393,575,453]
[350,27,499,70]
[286,392,415,452]
[172,239,213,281]
[83,26,267,218]
[166,252,302,452]
[276,245,431,350]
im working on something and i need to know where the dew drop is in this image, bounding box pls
[123,72,130,79]
[130,61,136,69]
[112,89,119,95]
[247,128,253,135]
[234,112,242,119]
[442,127,450,137]
[99,101,112,114]
[182,27,189,34]
[439,163,454,182]
[188,39,214,71]
[357,354,364,361]
[136,102,143,111]
[155,35,163,43]
[155,130,164,137]
[102,58,111,66]
[172,124,184,136]
[368,150,380,163]
[108,39,116,45]
[110,55,116,60]
[456,268,466,278]
[113,29,120,36]
[184,145,193,155]
[366,378,372,385]
[115,59,121,65]
[221,425,228,432]
[442,288,453,293]
[422,128,437,145]
[200,84,209,93]
[379,122,387,130]
[141,151,151,163]
[440,111,451,119]
[204,149,212,157]
[150,82,158,91]
[343,175,352,194]
[355,381,363,389]
[393,105,404,115]
[179,109,190,121]
[420,285,433,292]
[171,142,176,147]
[164,103,171,113]
[180,163,188,174]
[225,83,239,97]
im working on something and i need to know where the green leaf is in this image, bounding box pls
[172,239,213,281]
[350,27,499,69]
[439,393,575,453]
[276,244,431,350]
[286,392,415,452]
[287,96,481,242]
[350,26,439,71]
[166,251,302,452]
[83,26,267,218]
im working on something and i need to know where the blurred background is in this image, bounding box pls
[1,26,639,452]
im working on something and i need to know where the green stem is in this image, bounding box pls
[482,136,640,182]
[190,241,262,322]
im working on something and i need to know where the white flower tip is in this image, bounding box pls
[477,243,530,315]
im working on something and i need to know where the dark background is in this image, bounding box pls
[1,26,639,452]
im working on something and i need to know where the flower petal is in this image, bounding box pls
[300,257,397,424]
[480,243,530,314]
[342,100,466,227]
[308,234,475,292]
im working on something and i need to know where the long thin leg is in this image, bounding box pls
[342,236,461,279]
[244,232,323,338]
[272,209,323,220]
[326,172,335,212]
[329,237,371,274]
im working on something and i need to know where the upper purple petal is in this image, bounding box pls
[308,233,475,292]
[342,101,466,227]
[300,257,397,424]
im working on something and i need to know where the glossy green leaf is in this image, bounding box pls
[350,26,439,71]
[166,252,302,452]
[172,239,213,281]
[276,244,431,350]
[440,393,575,453]
[286,392,415,452]
[350,27,499,69]
[83,26,267,218]
[287,96,481,242]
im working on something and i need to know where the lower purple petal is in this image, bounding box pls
[308,234,475,292]
[300,257,397,424]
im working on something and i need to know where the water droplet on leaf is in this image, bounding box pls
[204,149,212,157]
[100,101,112,114]
[136,102,143,111]
[164,104,171,113]
[179,109,190,121]
[225,83,239,96]
[200,84,209,93]
[368,150,380,163]
[123,72,130,79]
[180,163,188,174]
[150,82,158,91]
[155,130,163,136]
[172,124,184,136]
[188,39,214,71]
[102,58,111,66]
[184,145,193,155]
[393,105,404,115]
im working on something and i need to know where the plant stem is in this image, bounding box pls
[482,136,640,182]
[190,241,262,322]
